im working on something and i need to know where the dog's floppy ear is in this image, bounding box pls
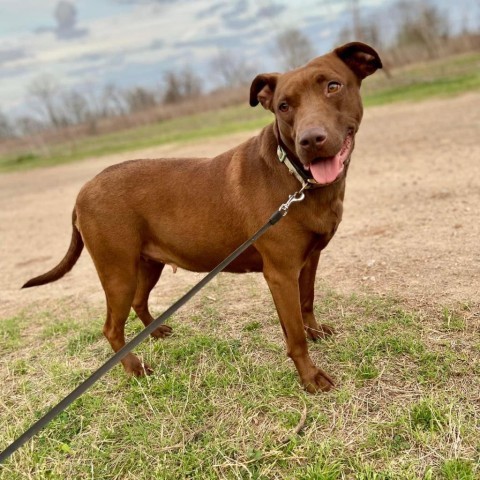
[334,42,382,80]
[249,73,280,111]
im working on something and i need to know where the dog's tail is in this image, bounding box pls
[22,209,84,289]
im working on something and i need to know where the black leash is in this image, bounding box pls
[0,186,306,465]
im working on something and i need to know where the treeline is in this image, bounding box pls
[338,0,480,66]
[0,0,478,143]
[0,67,206,138]
[0,54,259,142]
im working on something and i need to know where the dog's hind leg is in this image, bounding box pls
[132,258,173,339]
[299,249,335,341]
[99,262,153,376]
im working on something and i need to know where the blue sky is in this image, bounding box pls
[0,0,478,117]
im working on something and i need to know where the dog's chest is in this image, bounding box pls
[307,198,343,237]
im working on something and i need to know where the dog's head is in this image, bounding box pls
[250,42,382,185]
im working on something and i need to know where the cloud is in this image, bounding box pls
[196,2,226,20]
[74,52,108,63]
[221,0,248,21]
[36,1,88,41]
[112,0,181,4]
[219,0,258,31]
[174,33,247,50]
[256,3,287,18]
[0,64,32,79]
[149,39,165,50]
[54,1,88,39]
[0,47,29,66]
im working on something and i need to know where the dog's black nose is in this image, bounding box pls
[298,128,327,151]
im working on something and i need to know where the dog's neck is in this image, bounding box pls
[273,122,317,190]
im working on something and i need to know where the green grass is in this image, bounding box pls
[0,277,478,479]
[0,317,25,353]
[409,399,447,432]
[0,104,272,172]
[1,52,479,172]
[362,52,480,106]
[441,459,477,480]
[363,72,480,107]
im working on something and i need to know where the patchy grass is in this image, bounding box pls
[1,52,479,172]
[0,105,272,172]
[0,316,31,354]
[363,71,480,107]
[0,275,478,479]
[363,51,480,106]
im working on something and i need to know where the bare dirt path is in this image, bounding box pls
[1,93,479,320]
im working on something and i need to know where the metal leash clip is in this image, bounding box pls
[278,184,307,217]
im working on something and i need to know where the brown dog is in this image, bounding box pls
[23,42,382,393]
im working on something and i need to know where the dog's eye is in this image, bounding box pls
[278,102,289,112]
[327,81,342,94]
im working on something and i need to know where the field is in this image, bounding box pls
[0,73,479,476]
[0,52,479,172]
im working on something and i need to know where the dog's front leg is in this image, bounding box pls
[300,249,336,341]
[262,260,335,393]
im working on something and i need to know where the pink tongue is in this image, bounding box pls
[309,154,342,184]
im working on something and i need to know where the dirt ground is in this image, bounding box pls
[1,92,479,320]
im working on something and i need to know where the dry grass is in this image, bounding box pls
[1,274,478,479]
[0,86,250,161]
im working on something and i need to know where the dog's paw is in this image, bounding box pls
[305,323,336,341]
[302,367,335,393]
[150,324,173,339]
[122,353,154,377]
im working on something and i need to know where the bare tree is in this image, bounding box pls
[163,67,202,104]
[28,74,65,128]
[350,0,362,40]
[336,6,383,48]
[16,116,45,136]
[124,86,158,113]
[337,23,353,45]
[61,89,90,124]
[0,111,15,139]
[181,67,202,98]
[395,0,450,59]
[163,71,183,104]
[274,28,315,70]
[210,50,257,88]
[360,19,383,47]
[101,83,127,117]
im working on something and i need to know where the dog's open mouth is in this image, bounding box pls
[304,131,354,185]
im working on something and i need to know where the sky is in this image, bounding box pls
[0,0,479,118]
